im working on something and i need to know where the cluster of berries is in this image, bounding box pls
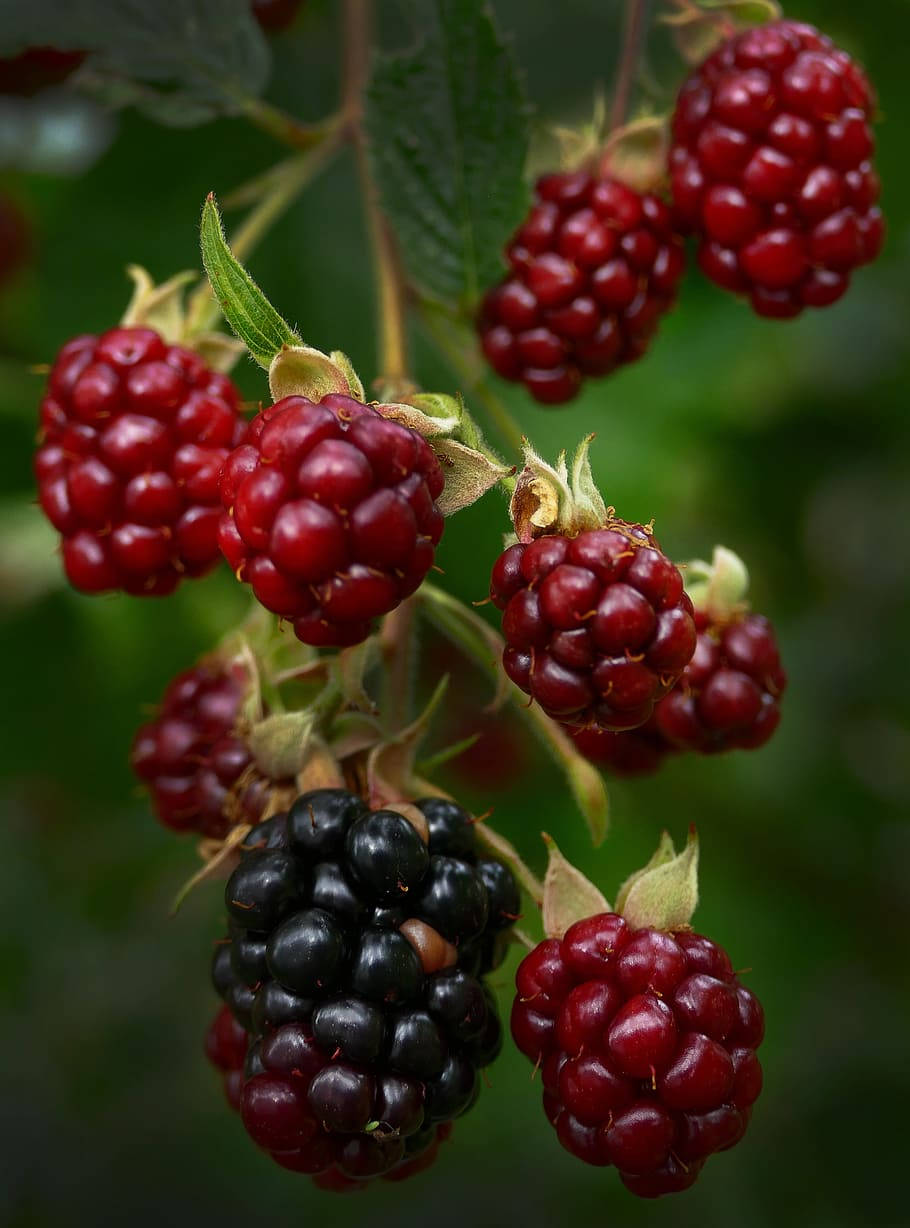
[208,789,519,1189]
[130,658,273,838]
[479,18,884,403]
[34,327,247,596]
[512,914,764,1197]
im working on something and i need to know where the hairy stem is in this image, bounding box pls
[241,97,336,151]
[418,302,524,460]
[343,0,411,392]
[610,0,650,131]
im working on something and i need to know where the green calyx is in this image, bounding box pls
[685,544,750,623]
[510,436,607,543]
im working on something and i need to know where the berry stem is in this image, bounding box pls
[379,597,418,734]
[239,96,337,152]
[343,0,412,393]
[418,583,609,846]
[417,300,524,465]
[610,0,650,132]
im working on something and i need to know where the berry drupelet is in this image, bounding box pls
[131,656,268,838]
[567,721,670,777]
[670,19,883,317]
[211,789,518,1188]
[512,914,764,1198]
[205,1003,250,1112]
[217,394,445,648]
[490,520,696,732]
[478,173,686,404]
[34,327,246,596]
[654,610,786,753]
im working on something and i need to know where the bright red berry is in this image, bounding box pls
[218,394,445,648]
[131,657,268,838]
[670,19,883,316]
[34,327,246,596]
[512,914,764,1198]
[653,610,786,752]
[489,521,696,731]
[478,174,686,404]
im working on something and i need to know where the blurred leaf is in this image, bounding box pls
[365,0,531,306]
[0,0,270,126]
[200,195,301,368]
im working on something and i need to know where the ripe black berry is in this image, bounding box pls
[211,787,517,1189]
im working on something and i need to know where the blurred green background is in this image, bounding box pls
[1,2,908,1225]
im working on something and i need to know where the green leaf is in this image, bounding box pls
[365,0,531,306]
[0,0,270,127]
[200,194,301,369]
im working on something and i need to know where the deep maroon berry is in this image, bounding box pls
[210,786,517,1189]
[252,0,304,31]
[512,913,764,1198]
[35,327,245,595]
[670,19,883,316]
[131,656,261,838]
[218,394,445,647]
[654,610,787,752]
[567,720,670,777]
[478,174,686,403]
[0,46,85,95]
[490,522,696,731]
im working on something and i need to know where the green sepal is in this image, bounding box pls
[618,828,700,931]
[541,834,611,939]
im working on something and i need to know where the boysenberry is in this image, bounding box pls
[670,19,883,316]
[35,327,245,595]
[512,914,764,1197]
[131,656,263,838]
[211,787,517,1189]
[218,394,444,647]
[478,174,686,404]
[490,520,696,731]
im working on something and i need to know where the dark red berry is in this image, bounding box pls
[512,913,763,1197]
[218,394,444,647]
[0,46,85,95]
[566,720,670,777]
[654,610,787,752]
[131,656,266,838]
[670,19,883,315]
[490,521,696,731]
[252,0,304,31]
[35,327,245,595]
[478,174,685,404]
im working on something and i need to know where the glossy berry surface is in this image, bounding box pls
[490,522,697,730]
[478,173,685,404]
[217,393,445,648]
[211,788,516,1189]
[670,19,883,317]
[654,610,787,752]
[567,720,670,777]
[512,914,764,1198]
[131,657,267,838]
[205,1003,249,1111]
[34,327,245,596]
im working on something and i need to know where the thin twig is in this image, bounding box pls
[343,0,410,391]
[610,0,650,132]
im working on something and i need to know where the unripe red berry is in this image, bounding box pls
[34,328,246,596]
[512,913,764,1197]
[670,19,883,316]
[490,522,696,731]
[478,174,686,404]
